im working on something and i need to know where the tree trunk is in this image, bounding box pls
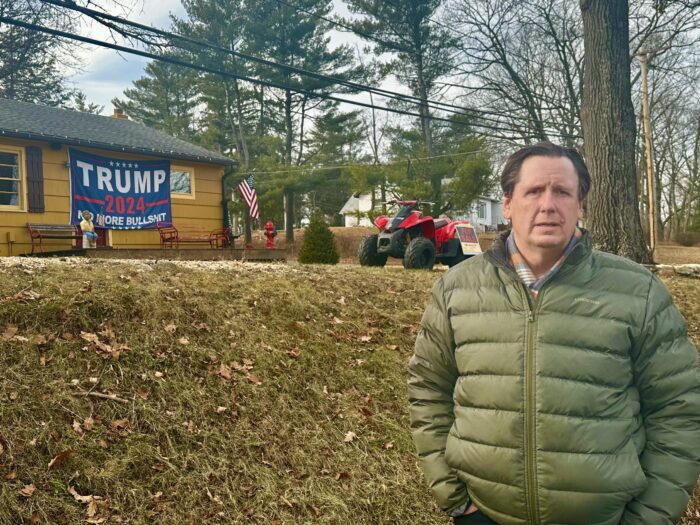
[284,87,295,243]
[284,190,294,242]
[579,0,650,263]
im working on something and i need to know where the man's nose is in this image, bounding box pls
[538,189,557,211]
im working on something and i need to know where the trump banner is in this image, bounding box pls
[69,148,171,229]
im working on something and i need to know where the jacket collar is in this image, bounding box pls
[485,228,592,273]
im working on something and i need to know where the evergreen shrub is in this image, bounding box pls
[298,212,340,264]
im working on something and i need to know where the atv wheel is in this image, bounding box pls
[403,237,436,270]
[358,235,388,267]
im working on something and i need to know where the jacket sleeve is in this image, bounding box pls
[407,277,469,515]
[621,275,700,525]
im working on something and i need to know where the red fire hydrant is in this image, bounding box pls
[264,221,277,249]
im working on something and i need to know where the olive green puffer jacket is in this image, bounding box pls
[408,231,700,525]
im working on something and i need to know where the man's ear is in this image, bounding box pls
[503,195,512,221]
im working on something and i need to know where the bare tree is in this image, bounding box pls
[580,0,650,263]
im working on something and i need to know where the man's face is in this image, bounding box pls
[503,155,583,257]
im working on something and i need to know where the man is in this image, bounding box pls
[408,142,700,525]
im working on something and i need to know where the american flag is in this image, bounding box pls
[237,174,259,221]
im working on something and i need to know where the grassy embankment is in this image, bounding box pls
[0,257,698,524]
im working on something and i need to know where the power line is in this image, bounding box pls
[3,13,580,141]
[0,15,464,127]
[37,0,511,124]
[243,149,487,178]
[40,0,467,116]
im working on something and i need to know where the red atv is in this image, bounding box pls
[358,200,482,270]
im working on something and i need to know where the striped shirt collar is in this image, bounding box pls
[506,228,582,297]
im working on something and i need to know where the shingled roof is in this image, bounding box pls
[0,97,234,166]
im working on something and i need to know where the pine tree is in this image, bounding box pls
[0,0,76,105]
[112,59,200,141]
[298,211,339,264]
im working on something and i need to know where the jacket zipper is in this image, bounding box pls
[524,298,539,525]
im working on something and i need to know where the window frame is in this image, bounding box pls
[477,201,486,220]
[0,145,26,212]
[170,165,196,200]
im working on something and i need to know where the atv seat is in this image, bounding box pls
[434,219,449,230]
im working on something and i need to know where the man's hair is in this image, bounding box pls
[500,142,591,200]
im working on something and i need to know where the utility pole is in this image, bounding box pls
[639,48,657,260]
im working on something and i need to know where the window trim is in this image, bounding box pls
[0,145,26,212]
[170,165,196,200]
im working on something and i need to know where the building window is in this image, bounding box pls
[170,167,195,198]
[0,148,23,210]
[477,201,486,219]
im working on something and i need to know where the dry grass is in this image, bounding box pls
[656,242,700,265]
[0,257,697,524]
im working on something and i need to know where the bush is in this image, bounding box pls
[298,212,340,264]
[674,232,700,247]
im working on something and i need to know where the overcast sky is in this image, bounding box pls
[70,0,186,113]
[69,0,373,115]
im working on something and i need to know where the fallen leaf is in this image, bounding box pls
[216,406,227,414]
[80,332,99,343]
[0,442,3,457]
[286,348,301,359]
[33,334,48,346]
[386,344,398,351]
[72,419,85,437]
[110,419,131,435]
[9,391,18,401]
[164,324,177,333]
[5,470,17,480]
[62,332,75,341]
[242,358,255,367]
[382,442,394,450]
[247,373,262,385]
[83,417,95,431]
[2,324,18,340]
[154,371,164,378]
[343,431,356,443]
[48,449,75,470]
[335,471,351,481]
[338,296,346,305]
[217,363,232,381]
[98,439,109,449]
[332,316,344,324]
[359,335,372,343]
[178,337,190,345]
[19,484,36,497]
[136,387,149,400]
[151,463,165,472]
[13,335,29,342]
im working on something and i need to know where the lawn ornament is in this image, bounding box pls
[358,200,482,270]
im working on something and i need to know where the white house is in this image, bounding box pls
[452,195,506,231]
[339,191,505,231]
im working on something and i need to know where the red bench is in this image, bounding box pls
[27,223,82,254]
[156,222,233,249]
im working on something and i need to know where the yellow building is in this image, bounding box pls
[0,98,234,256]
